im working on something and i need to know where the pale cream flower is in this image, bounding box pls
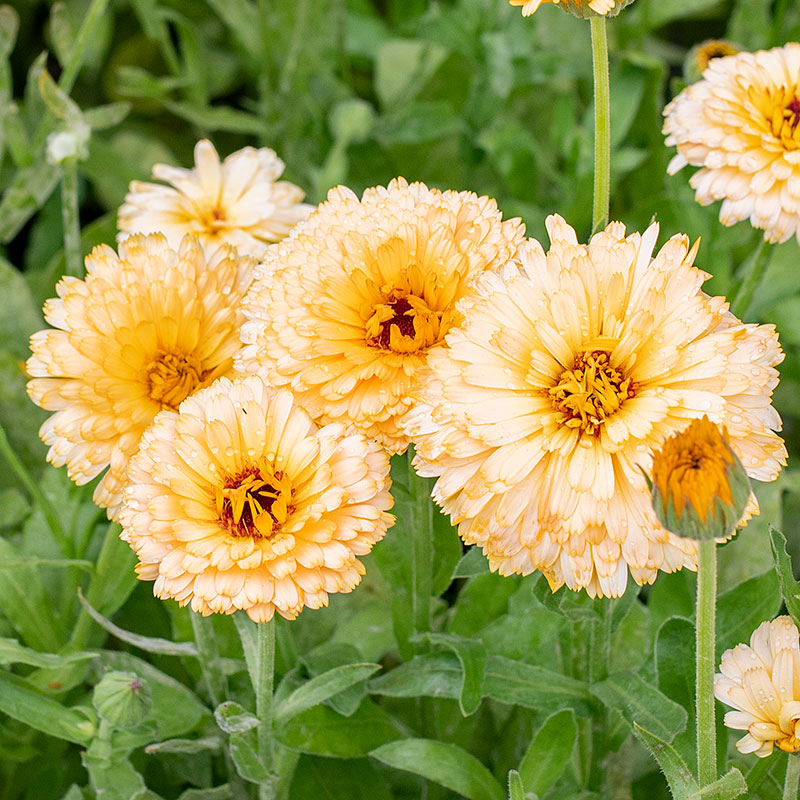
[27,234,253,518]
[118,139,312,257]
[715,616,800,757]
[404,215,786,597]
[664,43,800,244]
[509,0,621,16]
[119,376,394,622]
[236,177,524,454]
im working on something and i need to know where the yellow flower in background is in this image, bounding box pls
[664,43,800,244]
[404,215,786,598]
[508,0,625,16]
[236,177,525,454]
[119,376,394,622]
[26,234,253,518]
[715,616,800,757]
[118,140,313,258]
[684,39,740,83]
[649,416,751,540]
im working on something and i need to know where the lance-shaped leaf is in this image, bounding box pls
[634,723,698,800]
[769,526,800,625]
[519,709,577,796]
[419,632,486,716]
[274,662,381,725]
[370,738,505,800]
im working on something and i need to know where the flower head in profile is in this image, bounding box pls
[508,0,631,17]
[664,43,800,244]
[649,416,751,540]
[404,215,786,597]
[715,616,800,757]
[119,376,394,622]
[118,140,312,258]
[236,177,524,454]
[26,234,253,518]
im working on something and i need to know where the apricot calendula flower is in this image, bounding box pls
[664,43,800,244]
[508,0,632,17]
[404,215,786,597]
[118,139,313,257]
[715,616,800,757]
[649,416,751,540]
[26,234,253,518]
[236,177,524,454]
[119,376,394,622]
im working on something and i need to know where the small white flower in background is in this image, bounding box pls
[118,139,313,258]
[46,119,90,164]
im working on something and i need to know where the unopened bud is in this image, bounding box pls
[647,416,751,540]
[684,39,741,83]
[92,671,152,730]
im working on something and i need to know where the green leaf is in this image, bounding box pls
[145,737,222,755]
[275,662,381,724]
[484,655,592,715]
[716,569,781,657]
[507,770,526,800]
[177,788,232,800]
[214,701,259,734]
[634,723,698,800]
[276,698,405,758]
[687,768,747,799]
[78,588,199,656]
[591,672,687,743]
[84,102,130,130]
[453,548,491,578]
[641,0,725,30]
[0,637,95,669]
[375,39,448,108]
[0,671,94,744]
[769,526,800,625]
[229,727,271,784]
[0,256,43,361]
[421,632,486,716]
[370,738,504,800]
[289,755,392,800]
[83,742,149,800]
[518,709,577,796]
[38,69,82,122]
[0,6,18,59]
[0,536,62,652]
[370,652,592,714]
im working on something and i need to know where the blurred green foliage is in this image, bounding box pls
[1,0,800,799]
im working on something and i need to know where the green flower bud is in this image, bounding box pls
[647,416,751,541]
[92,671,152,730]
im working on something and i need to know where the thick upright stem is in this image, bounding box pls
[256,619,276,800]
[60,158,82,278]
[784,755,800,800]
[407,447,433,642]
[696,539,718,787]
[731,239,773,319]
[590,16,611,233]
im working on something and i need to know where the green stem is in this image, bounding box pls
[189,612,227,709]
[731,239,773,319]
[590,15,611,233]
[60,158,82,278]
[407,447,433,643]
[696,539,718,787]
[58,0,110,93]
[588,600,613,791]
[256,620,276,800]
[784,755,800,800]
[0,422,72,556]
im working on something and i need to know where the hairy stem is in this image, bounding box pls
[784,755,800,800]
[696,539,718,787]
[590,15,611,233]
[407,447,433,643]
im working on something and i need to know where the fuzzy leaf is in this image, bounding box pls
[518,709,577,796]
